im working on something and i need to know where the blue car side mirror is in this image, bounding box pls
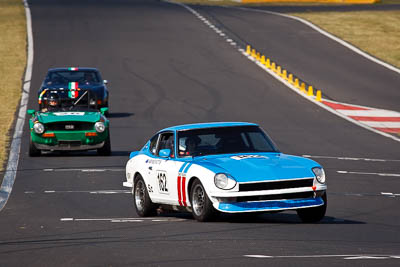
[27,109,35,115]
[159,149,171,158]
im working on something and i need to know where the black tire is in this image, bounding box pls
[133,175,156,217]
[190,179,217,222]
[297,193,327,223]
[104,102,109,117]
[29,136,41,157]
[97,133,111,156]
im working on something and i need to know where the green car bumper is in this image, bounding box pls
[30,130,108,151]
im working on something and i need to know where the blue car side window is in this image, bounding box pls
[149,134,159,155]
[157,132,175,158]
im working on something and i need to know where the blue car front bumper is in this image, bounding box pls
[217,197,324,213]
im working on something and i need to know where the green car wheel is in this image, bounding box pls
[97,134,111,156]
[29,136,41,157]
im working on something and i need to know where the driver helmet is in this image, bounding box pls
[48,93,60,107]
[185,136,201,155]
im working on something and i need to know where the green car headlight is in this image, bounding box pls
[33,122,45,134]
[95,121,105,133]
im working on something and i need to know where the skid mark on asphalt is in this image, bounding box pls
[303,155,400,162]
[244,254,400,260]
[60,217,187,223]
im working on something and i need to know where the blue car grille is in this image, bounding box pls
[236,192,315,202]
[239,178,314,192]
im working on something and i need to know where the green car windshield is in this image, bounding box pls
[40,90,99,113]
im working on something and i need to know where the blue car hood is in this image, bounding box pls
[194,153,318,183]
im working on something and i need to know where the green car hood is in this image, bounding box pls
[37,111,101,123]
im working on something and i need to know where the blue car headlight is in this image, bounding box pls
[312,167,326,184]
[214,173,236,190]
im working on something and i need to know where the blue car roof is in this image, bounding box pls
[160,122,259,132]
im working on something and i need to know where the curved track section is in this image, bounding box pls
[193,5,400,112]
[0,1,399,266]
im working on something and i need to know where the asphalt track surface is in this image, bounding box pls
[0,0,399,266]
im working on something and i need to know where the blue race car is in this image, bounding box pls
[38,67,109,112]
[124,122,327,222]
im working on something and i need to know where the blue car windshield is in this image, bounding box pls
[46,71,101,85]
[177,126,279,157]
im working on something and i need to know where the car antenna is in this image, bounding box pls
[71,90,88,108]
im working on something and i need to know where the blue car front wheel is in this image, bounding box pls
[190,179,217,222]
[297,193,327,223]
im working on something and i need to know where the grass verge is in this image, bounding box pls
[174,0,397,5]
[291,11,400,68]
[0,0,26,171]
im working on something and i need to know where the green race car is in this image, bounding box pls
[28,89,111,156]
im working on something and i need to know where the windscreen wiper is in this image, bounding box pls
[71,90,88,108]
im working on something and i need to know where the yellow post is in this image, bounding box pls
[308,85,314,96]
[271,62,276,72]
[261,55,265,64]
[246,45,251,55]
[282,70,287,80]
[266,58,270,68]
[288,74,293,84]
[301,82,306,92]
[316,90,322,101]
[256,52,260,61]
[276,66,281,75]
[294,78,299,88]
[252,49,256,58]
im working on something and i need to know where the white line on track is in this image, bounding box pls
[43,168,124,172]
[27,189,400,199]
[302,155,400,162]
[244,254,400,260]
[337,171,400,177]
[0,0,33,212]
[25,190,130,194]
[381,192,400,197]
[331,192,400,199]
[60,217,187,223]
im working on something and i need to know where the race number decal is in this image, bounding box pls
[53,112,84,116]
[157,171,169,194]
[231,155,268,160]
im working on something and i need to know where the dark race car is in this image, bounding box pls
[38,67,109,112]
